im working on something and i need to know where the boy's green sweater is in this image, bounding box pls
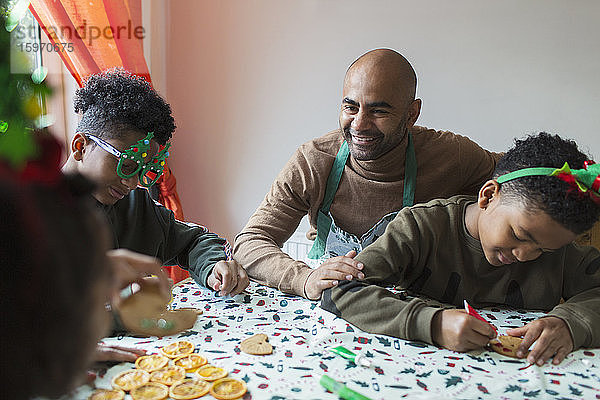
[98,188,230,287]
[322,196,600,350]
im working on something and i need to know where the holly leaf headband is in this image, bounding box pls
[497,161,600,204]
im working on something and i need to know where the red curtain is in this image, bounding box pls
[30,0,189,282]
[29,0,148,86]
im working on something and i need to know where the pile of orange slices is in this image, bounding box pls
[88,340,247,400]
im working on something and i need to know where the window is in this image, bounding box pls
[6,1,78,155]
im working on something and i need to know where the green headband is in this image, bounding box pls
[497,161,600,203]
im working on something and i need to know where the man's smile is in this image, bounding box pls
[346,130,382,148]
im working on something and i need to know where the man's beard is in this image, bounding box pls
[342,117,408,161]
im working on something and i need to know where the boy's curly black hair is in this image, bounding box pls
[74,68,175,145]
[495,132,600,235]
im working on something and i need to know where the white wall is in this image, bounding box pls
[166,0,600,241]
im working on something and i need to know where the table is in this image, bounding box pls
[80,280,600,399]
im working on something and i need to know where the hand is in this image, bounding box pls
[506,316,573,366]
[95,343,146,362]
[304,250,364,300]
[432,309,497,352]
[107,249,171,307]
[207,260,249,296]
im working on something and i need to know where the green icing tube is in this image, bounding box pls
[320,375,372,400]
[329,346,372,367]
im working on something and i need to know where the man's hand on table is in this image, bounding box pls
[95,343,146,362]
[432,309,497,352]
[506,316,574,366]
[207,260,249,296]
[304,250,365,300]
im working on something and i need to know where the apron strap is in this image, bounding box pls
[307,141,350,259]
[402,131,417,207]
[307,133,417,259]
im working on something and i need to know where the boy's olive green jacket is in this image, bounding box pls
[98,187,231,287]
[322,196,600,350]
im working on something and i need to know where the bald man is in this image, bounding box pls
[234,49,501,299]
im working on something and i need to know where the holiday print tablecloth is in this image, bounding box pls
[83,280,599,400]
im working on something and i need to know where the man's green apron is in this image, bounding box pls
[305,132,417,264]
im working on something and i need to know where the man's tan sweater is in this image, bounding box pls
[234,126,500,297]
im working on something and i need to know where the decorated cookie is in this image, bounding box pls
[488,335,528,358]
[173,354,208,372]
[160,341,195,359]
[240,333,273,355]
[119,284,198,337]
[195,364,228,381]
[88,388,125,400]
[130,382,169,400]
[150,365,187,386]
[169,378,211,399]
[111,369,150,391]
[209,377,248,400]
[135,354,169,372]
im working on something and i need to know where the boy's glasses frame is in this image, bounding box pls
[81,132,170,188]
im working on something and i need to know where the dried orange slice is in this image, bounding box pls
[195,364,228,382]
[88,388,125,400]
[130,382,169,400]
[169,378,211,399]
[173,354,208,372]
[135,354,169,372]
[159,340,194,359]
[209,378,247,400]
[111,369,150,391]
[150,365,187,386]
